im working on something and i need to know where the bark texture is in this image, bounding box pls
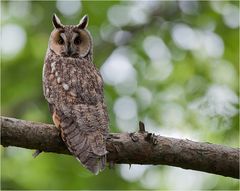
[1,116,239,179]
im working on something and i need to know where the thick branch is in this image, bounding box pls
[1,116,239,179]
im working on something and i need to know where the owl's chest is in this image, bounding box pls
[43,58,103,105]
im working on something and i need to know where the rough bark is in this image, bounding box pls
[1,116,239,179]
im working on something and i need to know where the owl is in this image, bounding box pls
[42,14,109,174]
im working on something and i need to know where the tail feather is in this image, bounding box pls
[82,154,106,175]
[60,119,107,174]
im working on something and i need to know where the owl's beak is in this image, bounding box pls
[66,44,74,56]
[67,48,73,56]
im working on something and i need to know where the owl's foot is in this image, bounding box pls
[52,111,61,128]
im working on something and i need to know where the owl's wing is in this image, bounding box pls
[53,101,108,174]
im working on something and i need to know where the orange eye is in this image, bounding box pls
[58,36,64,45]
[74,36,81,45]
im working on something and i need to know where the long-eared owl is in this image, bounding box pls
[42,14,109,174]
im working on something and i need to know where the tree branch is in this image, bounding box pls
[1,116,239,179]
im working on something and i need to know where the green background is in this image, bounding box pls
[1,1,239,190]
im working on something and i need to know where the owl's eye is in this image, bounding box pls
[58,36,64,45]
[74,36,81,45]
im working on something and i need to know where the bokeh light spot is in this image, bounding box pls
[202,32,224,58]
[100,48,136,86]
[143,36,171,63]
[56,1,81,16]
[172,24,199,50]
[120,164,149,182]
[107,5,130,27]
[114,96,137,120]
[189,84,238,118]
[222,3,240,29]
[1,24,26,57]
[179,0,199,15]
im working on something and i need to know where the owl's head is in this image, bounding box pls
[48,14,92,58]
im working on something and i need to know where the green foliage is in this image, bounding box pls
[1,1,239,190]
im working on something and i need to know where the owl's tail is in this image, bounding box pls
[59,117,107,175]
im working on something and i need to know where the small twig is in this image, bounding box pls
[138,121,146,133]
[32,150,42,158]
[129,133,139,142]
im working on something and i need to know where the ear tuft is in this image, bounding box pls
[78,15,88,29]
[52,14,64,29]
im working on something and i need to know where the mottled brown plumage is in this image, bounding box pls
[42,14,109,174]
